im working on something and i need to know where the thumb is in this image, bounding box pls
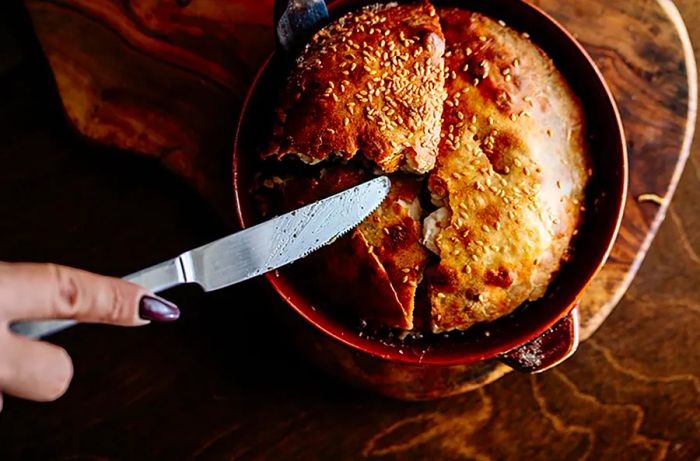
[0,263,179,325]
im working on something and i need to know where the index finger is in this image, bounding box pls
[0,263,149,326]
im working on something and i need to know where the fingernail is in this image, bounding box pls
[139,296,180,322]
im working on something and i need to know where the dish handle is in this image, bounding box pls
[497,304,580,373]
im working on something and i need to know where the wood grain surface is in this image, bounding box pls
[0,0,697,459]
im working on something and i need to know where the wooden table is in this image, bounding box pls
[0,0,698,459]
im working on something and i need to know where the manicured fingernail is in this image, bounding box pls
[139,296,180,322]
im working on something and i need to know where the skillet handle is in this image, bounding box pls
[498,304,580,373]
[274,0,329,52]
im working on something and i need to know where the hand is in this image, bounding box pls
[0,262,179,411]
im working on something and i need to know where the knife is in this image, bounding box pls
[11,176,391,339]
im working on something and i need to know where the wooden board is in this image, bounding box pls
[0,0,695,458]
[22,0,697,390]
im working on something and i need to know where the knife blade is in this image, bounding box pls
[12,176,391,338]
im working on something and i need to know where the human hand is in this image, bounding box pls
[0,262,179,410]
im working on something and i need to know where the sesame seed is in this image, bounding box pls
[437,292,446,299]
[481,224,490,232]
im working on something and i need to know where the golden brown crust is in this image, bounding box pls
[265,2,446,174]
[426,9,590,332]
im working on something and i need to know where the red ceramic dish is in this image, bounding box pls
[233,0,627,367]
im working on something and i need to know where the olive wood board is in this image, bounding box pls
[21,0,697,391]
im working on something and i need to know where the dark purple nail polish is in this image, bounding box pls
[139,296,180,322]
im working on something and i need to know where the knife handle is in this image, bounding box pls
[9,256,191,339]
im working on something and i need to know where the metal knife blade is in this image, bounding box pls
[11,176,390,338]
[178,175,390,291]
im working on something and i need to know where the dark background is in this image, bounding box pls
[0,0,698,459]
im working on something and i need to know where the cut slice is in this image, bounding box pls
[357,175,430,327]
[270,167,428,329]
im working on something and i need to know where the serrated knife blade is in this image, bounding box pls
[12,176,391,338]
[175,175,390,291]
